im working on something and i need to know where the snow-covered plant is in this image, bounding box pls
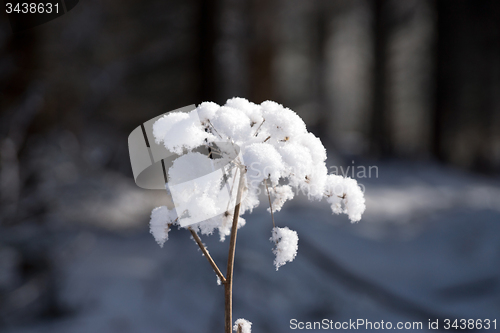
[233,318,252,333]
[148,98,365,333]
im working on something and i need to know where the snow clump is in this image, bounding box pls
[271,227,299,270]
[233,318,252,333]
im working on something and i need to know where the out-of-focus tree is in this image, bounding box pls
[433,0,500,173]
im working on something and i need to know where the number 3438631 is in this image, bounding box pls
[6,2,60,14]
[444,319,497,330]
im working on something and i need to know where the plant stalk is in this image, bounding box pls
[225,166,246,333]
[188,227,226,284]
[264,179,275,228]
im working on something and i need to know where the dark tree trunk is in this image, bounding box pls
[197,0,220,104]
[312,0,331,145]
[248,0,276,103]
[432,0,456,163]
[433,0,500,172]
[369,0,392,158]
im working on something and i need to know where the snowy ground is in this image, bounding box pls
[5,161,500,333]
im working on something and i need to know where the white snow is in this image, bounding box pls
[149,206,176,247]
[210,106,253,143]
[325,174,366,222]
[268,185,294,212]
[244,142,285,186]
[233,318,252,333]
[260,100,307,143]
[196,101,220,123]
[167,152,215,185]
[270,226,299,270]
[153,110,215,154]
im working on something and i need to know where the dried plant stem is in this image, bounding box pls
[207,119,224,139]
[264,179,275,228]
[188,227,226,284]
[225,168,238,213]
[225,166,246,333]
[253,118,265,136]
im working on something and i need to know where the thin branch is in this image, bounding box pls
[202,143,223,154]
[202,143,223,159]
[166,217,178,230]
[207,119,224,139]
[263,135,271,143]
[225,166,246,333]
[264,179,275,228]
[253,118,265,136]
[208,148,223,157]
[232,159,246,170]
[188,227,227,285]
[225,169,239,213]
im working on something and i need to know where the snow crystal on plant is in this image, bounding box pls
[303,163,328,200]
[196,101,220,123]
[298,132,327,163]
[149,206,176,247]
[153,111,214,154]
[277,142,312,183]
[226,97,262,125]
[152,112,189,146]
[325,174,366,222]
[271,227,299,270]
[168,152,215,184]
[218,212,246,241]
[167,152,235,228]
[244,142,284,186]
[211,106,252,143]
[268,185,294,212]
[189,216,221,237]
[233,318,252,333]
[239,178,260,214]
[261,101,307,142]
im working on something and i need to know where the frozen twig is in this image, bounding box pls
[264,179,275,228]
[225,166,246,333]
[253,118,265,136]
[188,227,226,284]
[207,119,224,139]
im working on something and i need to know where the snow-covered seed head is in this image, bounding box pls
[324,174,366,222]
[148,98,365,255]
[233,318,252,333]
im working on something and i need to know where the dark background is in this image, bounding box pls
[1,0,499,332]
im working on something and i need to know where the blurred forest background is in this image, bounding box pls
[1,0,500,332]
